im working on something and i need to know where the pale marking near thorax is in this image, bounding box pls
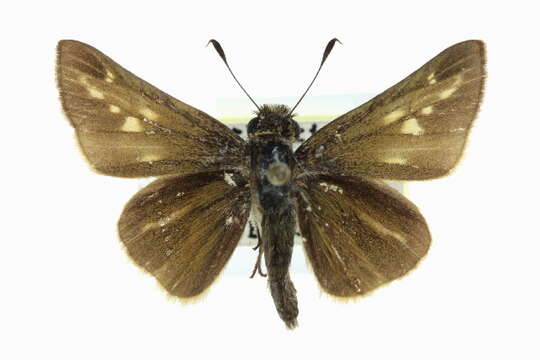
[224,172,237,187]
[319,182,344,194]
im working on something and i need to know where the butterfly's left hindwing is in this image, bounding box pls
[118,171,250,299]
[296,176,431,297]
[57,40,247,178]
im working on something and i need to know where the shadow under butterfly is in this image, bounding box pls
[56,38,485,329]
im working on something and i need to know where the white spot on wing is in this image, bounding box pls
[109,105,121,113]
[428,72,436,85]
[383,109,406,125]
[421,106,433,115]
[88,88,104,99]
[439,87,457,100]
[140,107,159,121]
[224,172,237,187]
[105,70,115,83]
[401,118,424,136]
[386,157,407,165]
[122,116,144,132]
[319,182,343,193]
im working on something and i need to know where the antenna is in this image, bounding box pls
[207,39,261,111]
[289,38,342,115]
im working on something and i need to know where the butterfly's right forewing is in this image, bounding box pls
[295,40,485,180]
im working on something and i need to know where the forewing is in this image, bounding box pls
[295,40,485,180]
[296,175,431,297]
[57,40,246,178]
[118,171,250,298]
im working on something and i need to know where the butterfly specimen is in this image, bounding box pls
[56,38,485,329]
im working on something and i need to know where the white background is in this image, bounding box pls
[2,1,539,359]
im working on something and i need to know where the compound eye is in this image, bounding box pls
[246,117,259,135]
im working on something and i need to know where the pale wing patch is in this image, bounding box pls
[121,116,144,132]
[109,105,121,113]
[383,108,406,125]
[421,106,433,115]
[401,118,424,135]
[385,157,407,165]
[105,70,115,83]
[88,88,104,99]
[140,107,159,121]
[139,154,161,162]
[427,72,437,85]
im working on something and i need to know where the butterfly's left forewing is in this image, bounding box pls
[57,40,247,178]
[296,176,430,297]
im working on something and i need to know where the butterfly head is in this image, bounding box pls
[247,104,300,142]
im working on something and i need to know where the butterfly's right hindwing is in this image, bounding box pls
[57,40,247,178]
[296,175,431,297]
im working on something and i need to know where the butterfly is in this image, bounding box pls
[56,38,485,329]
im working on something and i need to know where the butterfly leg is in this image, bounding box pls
[250,227,267,278]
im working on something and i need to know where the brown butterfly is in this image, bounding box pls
[56,39,485,329]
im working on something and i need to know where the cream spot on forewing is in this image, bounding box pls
[88,88,104,99]
[439,87,457,100]
[439,75,463,100]
[401,118,424,136]
[140,107,158,121]
[121,116,144,132]
[109,105,121,113]
[421,106,433,115]
[386,157,407,165]
[383,109,406,125]
[105,70,115,82]
[428,72,436,85]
